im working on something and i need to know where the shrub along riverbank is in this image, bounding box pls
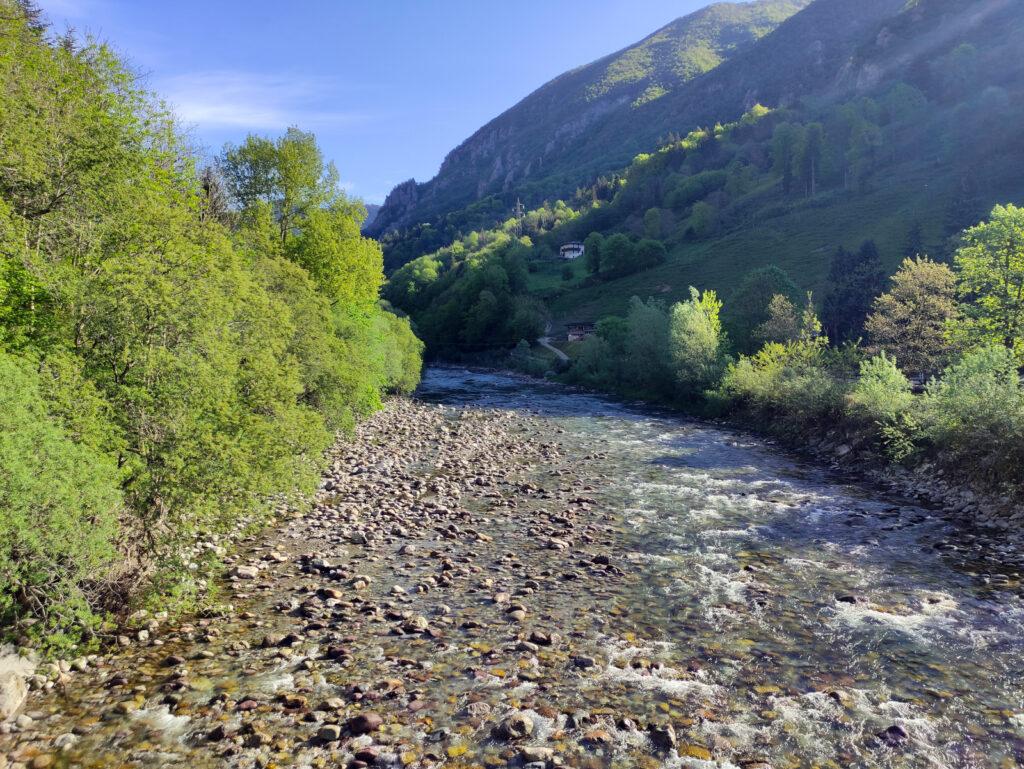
[0,5,422,654]
[542,205,1024,514]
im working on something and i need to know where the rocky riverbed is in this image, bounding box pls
[1,367,1023,769]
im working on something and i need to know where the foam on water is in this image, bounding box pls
[130,707,191,738]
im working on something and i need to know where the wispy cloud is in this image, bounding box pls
[37,0,97,21]
[157,71,368,131]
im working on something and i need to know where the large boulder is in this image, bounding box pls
[0,672,27,720]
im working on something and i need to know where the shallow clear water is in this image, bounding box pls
[6,366,1023,769]
[417,367,1024,767]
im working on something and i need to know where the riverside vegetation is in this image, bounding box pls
[381,0,1024,513]
[0,3,422,655]
[2,369,1022,768]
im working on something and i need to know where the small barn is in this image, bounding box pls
[567,322,595,342]
[559,242,585,261]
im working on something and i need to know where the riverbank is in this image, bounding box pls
[505,350,1024,531]
[2,369,1022,769]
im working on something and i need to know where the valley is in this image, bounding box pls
[4,369,1022,768]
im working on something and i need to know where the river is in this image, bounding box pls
[2,367,1022,769]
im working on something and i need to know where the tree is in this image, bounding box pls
[903,222,925,258]
[635,239,667,269]
[865,256,958,377]
[771,123,801,195]
[600,233,635,278]
[797,122,824,197]
[623,297,673,395]
[643,207,663,239]
[723,265,799,353]
[689,201,718,239]
[669,287,730,395]
[755,294,801,345]
[822,240,885,343]
[583,232,604,275]
[220,127,341,245]
[951,204,1024,363]
[0,11,423,646]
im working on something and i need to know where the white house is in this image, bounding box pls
[559,242,585,261]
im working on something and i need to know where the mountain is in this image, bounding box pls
[362,203,381,231]
[383,0,1024,357]
[367,0,811,237]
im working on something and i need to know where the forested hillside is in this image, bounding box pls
[367,0,810,248]
[0,3,421,651]
[383,0,1024,502]
[385,0,1024,340]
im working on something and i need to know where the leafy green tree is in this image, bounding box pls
[0,6,422,646]
[635,238,667,269]
[822,240,885,343]
[600,233,635,278]
[221,127,341,245]
[865,256,958,376]
[643,207,663,239]
[950,204,1024,363]
[754,294,801,345]
[723,265,799,353]
[771,123,801,195]
[919,344,1024,486]
[623,297,673,395]
[286,206,384,306]
[669,287,730,395]
[797,123,824,197]
[0,351,121,648]
[689,201,719,239]
[848,352,913,424]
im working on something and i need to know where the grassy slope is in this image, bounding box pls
[537,162,1024,329]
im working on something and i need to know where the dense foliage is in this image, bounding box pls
[556,204,1024,498]
[0,5,421,651]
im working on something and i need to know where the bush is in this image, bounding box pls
[0,353,121,651]
[565,336,615,389]
[721,340,851,428]
[918,345,1024,486]
[847,352,913,424]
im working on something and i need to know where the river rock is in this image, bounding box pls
[348,712,383,735]
[0,673,27,721]
[648,722,676,751]
[492,712,534,740]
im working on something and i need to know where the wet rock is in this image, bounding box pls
[877,724,909,747]
[528,630,556,646]
[317,723,342,742]
[354,747,379,764]
[582,728,614,746]
[492,712,534,740]
[835,594,866,604]
[648,723,676,752]
[347,712,383,735]
[464,701,491,718]
[520,746,554,763]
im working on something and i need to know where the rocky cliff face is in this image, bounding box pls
[366,0,811,236]
[368,179,419,235]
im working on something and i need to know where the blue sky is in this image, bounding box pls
[38,0,729,204]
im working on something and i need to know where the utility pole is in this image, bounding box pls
[513,198,525,238]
